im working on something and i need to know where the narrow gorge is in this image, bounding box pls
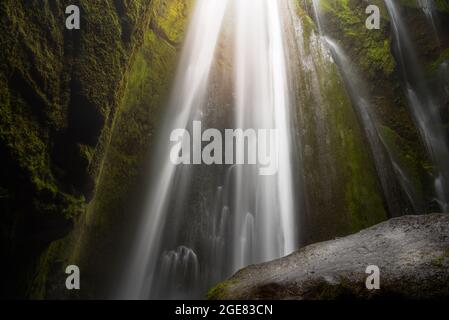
[0,0,448,300]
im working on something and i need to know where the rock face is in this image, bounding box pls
[1,0,448,300]
[29,0,194,299]
[0,0,193,299]
[208,214,449,300]
[0,0,153,298]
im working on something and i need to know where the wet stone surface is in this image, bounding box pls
[208,214,449,300]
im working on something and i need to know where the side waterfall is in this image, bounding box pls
[116,0,448,300]
[324,38,415,215]
[417,0,440,40]
[385,0,449,212]
[311,0,414,215]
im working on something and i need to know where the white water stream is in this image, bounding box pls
[118,0,299,299]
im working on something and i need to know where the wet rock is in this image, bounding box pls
[208,214,449,300]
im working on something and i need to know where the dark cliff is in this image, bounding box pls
[0,0,448,299]
[0,0,153,298]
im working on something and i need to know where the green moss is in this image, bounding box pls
[428,48,449,72]
[431,250,449,268]
[42,0,194,298]
[29,240,66,299]
[324,66,387,233]
[434,0,449,12]
[206,280,237,300]
[319,0,396,78]
[0,0,154,223]
[295,0,317,54]
[0,74,83,220]
[0,0,159,298]
[292,5,387,241]
[89,2,190,225]
[379,125,426,203]
[311,0,433,215]
[307,277,368,300]
[150,0,195,43]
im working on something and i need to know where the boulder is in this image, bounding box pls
[208,214,449,300]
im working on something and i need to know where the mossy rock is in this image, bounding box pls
[208,214,449,300]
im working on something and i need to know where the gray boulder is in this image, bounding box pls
[208,214,449,300]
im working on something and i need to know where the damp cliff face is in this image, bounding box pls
[69,0,193,299]
[309,0,449,216]
[287,1,388,244]
[0,0,153,298]
[29,0,194,299]
[1,0,448,300]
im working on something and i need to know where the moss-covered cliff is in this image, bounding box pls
[1,0,448,300]
[287,1,388,243]
[28,0,193,299]
[305,0,449,214]
[0,0,153,298]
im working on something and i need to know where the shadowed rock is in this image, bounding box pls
[208,214,449,300]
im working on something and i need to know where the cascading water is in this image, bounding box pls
[118,0,300,299]
[324,38,415,215]
[114,0,448,301]
[309,0,414,215]
[417,0,439,40]
[117,0,231,299]
[385,0,449,212]
[232,0,297,268]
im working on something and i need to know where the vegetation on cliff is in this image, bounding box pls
[1,0,448,299]
[30,0,193,299]
[309,0,449,213]
[0,0,152,298]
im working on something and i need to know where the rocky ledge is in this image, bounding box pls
[208,214,449,300]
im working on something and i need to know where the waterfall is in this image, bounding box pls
[311,0,324,35]
[309,0,414,215]
[417,0,439,39]
[324,38,415,215]
[115,0,449,301]
[117,0,231,299]
[385,0,449,212]
[232,0,297,268]
[118,0,300,299]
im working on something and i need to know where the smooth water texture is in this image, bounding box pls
[417,0,439,39]
[118,0,299,299]
[324,38,412,215]
[118,0,231,299]
[385,0,449,212]
[118,0,449,301]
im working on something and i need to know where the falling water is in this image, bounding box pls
[324,38,415,215]
[118,0,299,299]
[385,0,449,212]
[117,0,231,299]
[417,0,439,39]
[308,0,413,215]
[232,0,297,268]
[311,0,324,35]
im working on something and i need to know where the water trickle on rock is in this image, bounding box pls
[385,0,449,212]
